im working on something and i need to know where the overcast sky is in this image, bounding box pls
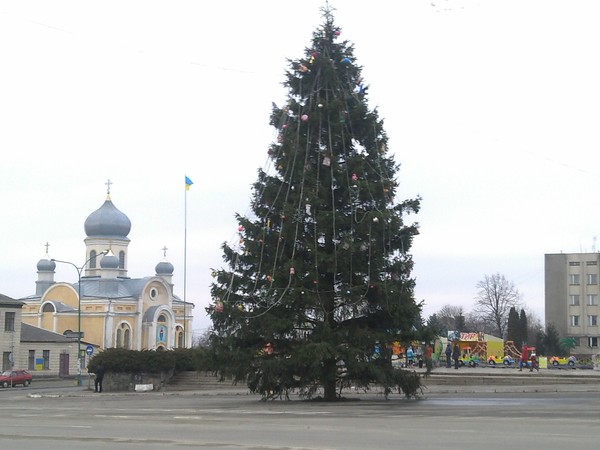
[2,0,600,336]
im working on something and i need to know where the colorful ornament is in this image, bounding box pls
[211,271,217,277]
[323,156,331,166]
[298,64,309,73]
[301,114,309,122]
[352,173,358,181]
[290,267,295,275]
[373,217,379,223]
[267,275,273,283]
[341,57,351,64]
[215,302,224,313]
[238,225,244,232]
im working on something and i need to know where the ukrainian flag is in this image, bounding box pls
[185,176,193,191]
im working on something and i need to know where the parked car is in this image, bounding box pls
[487,355,515,366]
[0,370,33,388]
[549,356,577,367]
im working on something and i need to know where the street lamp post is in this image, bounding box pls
[52,251,107,386]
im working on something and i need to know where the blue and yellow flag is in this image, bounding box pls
[185,176,193,191]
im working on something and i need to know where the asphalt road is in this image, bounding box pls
[1,378,599,449]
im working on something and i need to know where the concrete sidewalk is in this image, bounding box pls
[20,366,600,399]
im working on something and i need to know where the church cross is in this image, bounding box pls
[105,179,113,194]
[162,246,168,258]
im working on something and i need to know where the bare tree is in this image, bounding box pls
[436,304,466,334]
[473,273,521,338]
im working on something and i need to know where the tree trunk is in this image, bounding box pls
[322,359,337,401]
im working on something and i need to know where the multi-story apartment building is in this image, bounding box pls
[545,253,600,357]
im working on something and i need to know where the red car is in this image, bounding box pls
[0,369,33,388]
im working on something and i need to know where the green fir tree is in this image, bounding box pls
[208,6,422,401]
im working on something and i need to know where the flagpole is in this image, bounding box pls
[183,178,188,348]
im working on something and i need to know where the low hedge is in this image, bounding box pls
[87,347,215,375]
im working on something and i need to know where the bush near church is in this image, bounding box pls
[87,348,215,391]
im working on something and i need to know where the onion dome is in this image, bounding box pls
[37,256,56,272]
[84,195,131,238]
[156,259,174,275]
[100,251,120,269]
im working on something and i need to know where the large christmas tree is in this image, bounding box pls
[209,6,423,401]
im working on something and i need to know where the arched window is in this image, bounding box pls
[89,250,97,268]
[176,326,184,348]
[116,323,131,349]
[124,328,130,349]
[119,251,125,269]
[42,303,55,312]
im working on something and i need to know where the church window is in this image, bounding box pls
[150,288,158,300]
[89,250,97,268]
[119,251,125,269]
[158,314,166,323]
[176,326,184,348]
[124,328,130,349]
[42,303,55,313]
[116,323,131,349]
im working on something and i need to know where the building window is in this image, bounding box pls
[570,295,580,306]
[116,323,131,349]
[570,315,580,327]
[42,350,50,370]
[89,250,97,269]
[119,251,125,269]
[569,274,580,285]
[569,261,581,266]
[588,274,598,285]
[588,337,598,347]
[124,328,130,349]
[28,350,35,370]
[589,315,598,326]
[587,261,598,266]
[588,295,598,306]
[4,312,15,331]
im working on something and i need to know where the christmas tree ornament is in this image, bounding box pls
[323,156,331,166]
[301,114,309,122]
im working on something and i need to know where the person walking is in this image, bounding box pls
[424,344,433,372]
[519,345,529,372]
[529,353,539,372]
[406,346,414,366]
[452,343,460,370]
[445,342,452,368]
[94,365,105,393]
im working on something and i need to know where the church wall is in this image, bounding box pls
[81,316,106,347]
[44,284,78,309]
[54,315,78,335]
[41,311,57,331]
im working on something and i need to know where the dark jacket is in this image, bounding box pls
[95,366,105,380]
[452,345,460,360]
